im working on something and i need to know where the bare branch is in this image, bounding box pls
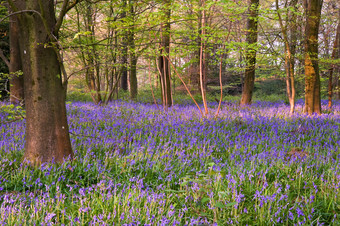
[0,48,10,68]
[0,9,42,24]
[55,0,69,35]
[55,0,82,34]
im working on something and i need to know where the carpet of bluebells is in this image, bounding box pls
[1,100,340,225]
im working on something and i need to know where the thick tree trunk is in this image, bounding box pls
[158,0,172,108]
[9,12,24,104]
[12,0,73,165]
[240,0,259,105]
[304,0,323,115]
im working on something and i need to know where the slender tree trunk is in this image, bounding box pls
[120,0,128,91]
[11,0,73,165]
[328,13,340,108]
[289,0,297,114]
[276,0,297,114]
[129,2,137,100]
[9,12,24,104]
[200,0,208,115]
[87,3,101,104]
[190,12,201,93]
[158,0,172,108]
[304,0,323,115]
[240,0,259,105]
[129,55,137,100]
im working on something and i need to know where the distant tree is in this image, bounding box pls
[275,0,298,114]
[240,0,259,105]
[199,0,208,115]
[327,7,339,108]
[304,0,323,115]
[0,1,9,100]
[120,0,128,92]
[75,1,102,104]
[158,0,172,108]
[9,9,24,104]
[7,0,76,165]
[128,0,137,100]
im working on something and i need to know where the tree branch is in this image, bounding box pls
[0,10,42,23]
[55,0,69,35]
[0,48,10,68]
[55,0,82,34]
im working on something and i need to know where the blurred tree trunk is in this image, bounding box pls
[304,0,323,115]
[75,3,102,104]
[86,3,101,104]
[276,0,297,114]
[158,0,172,108]
[9,0,73,165]
[199,0,208,115]
[120,0,128,91]
[129,1,137,100]
[189,10,201,92]
[328,10,340,108]
[9,11,24,104]
[240,0,259,105]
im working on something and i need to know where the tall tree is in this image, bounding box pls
[240,0,260,105]
[304,0,323,115]
[75,1,102,104]
[7,0,75,165]
[120,0,128,91]
[9,11,24,104]
[129,0,137,100]
[276,0,298,114]
[158,0,172,108]
[327,7,339,108]
[0,1,9,100]
[199,0,208,115]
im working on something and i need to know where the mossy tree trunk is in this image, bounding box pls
[240,0,259,106]
[328,19,339,108]
[120,0,128,91]
[129,1,138,100]
[9,11,24,104]
[158,0,172,108]
[9,0,73,165]
[304,0,323,115]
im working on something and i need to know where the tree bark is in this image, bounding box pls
[9,11,24,104]
[276,0,297,114]
[11,0,73,165]
[304,0,323,115]
[120,0,128,91]
[158,0,172,108]
[240,0,259,105]
[129,2,137,100]
[199,0,208,115]
[328,12,340,108]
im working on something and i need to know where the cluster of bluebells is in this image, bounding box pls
[0,99,340,225]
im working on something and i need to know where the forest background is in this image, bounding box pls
[0,0,339,110]
[0,0,340,225]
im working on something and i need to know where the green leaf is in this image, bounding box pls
[163,189,186,193]
[201,197,210,204]
[181,181,189,186]
[225,202,237,207]
[215,202,225,208]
